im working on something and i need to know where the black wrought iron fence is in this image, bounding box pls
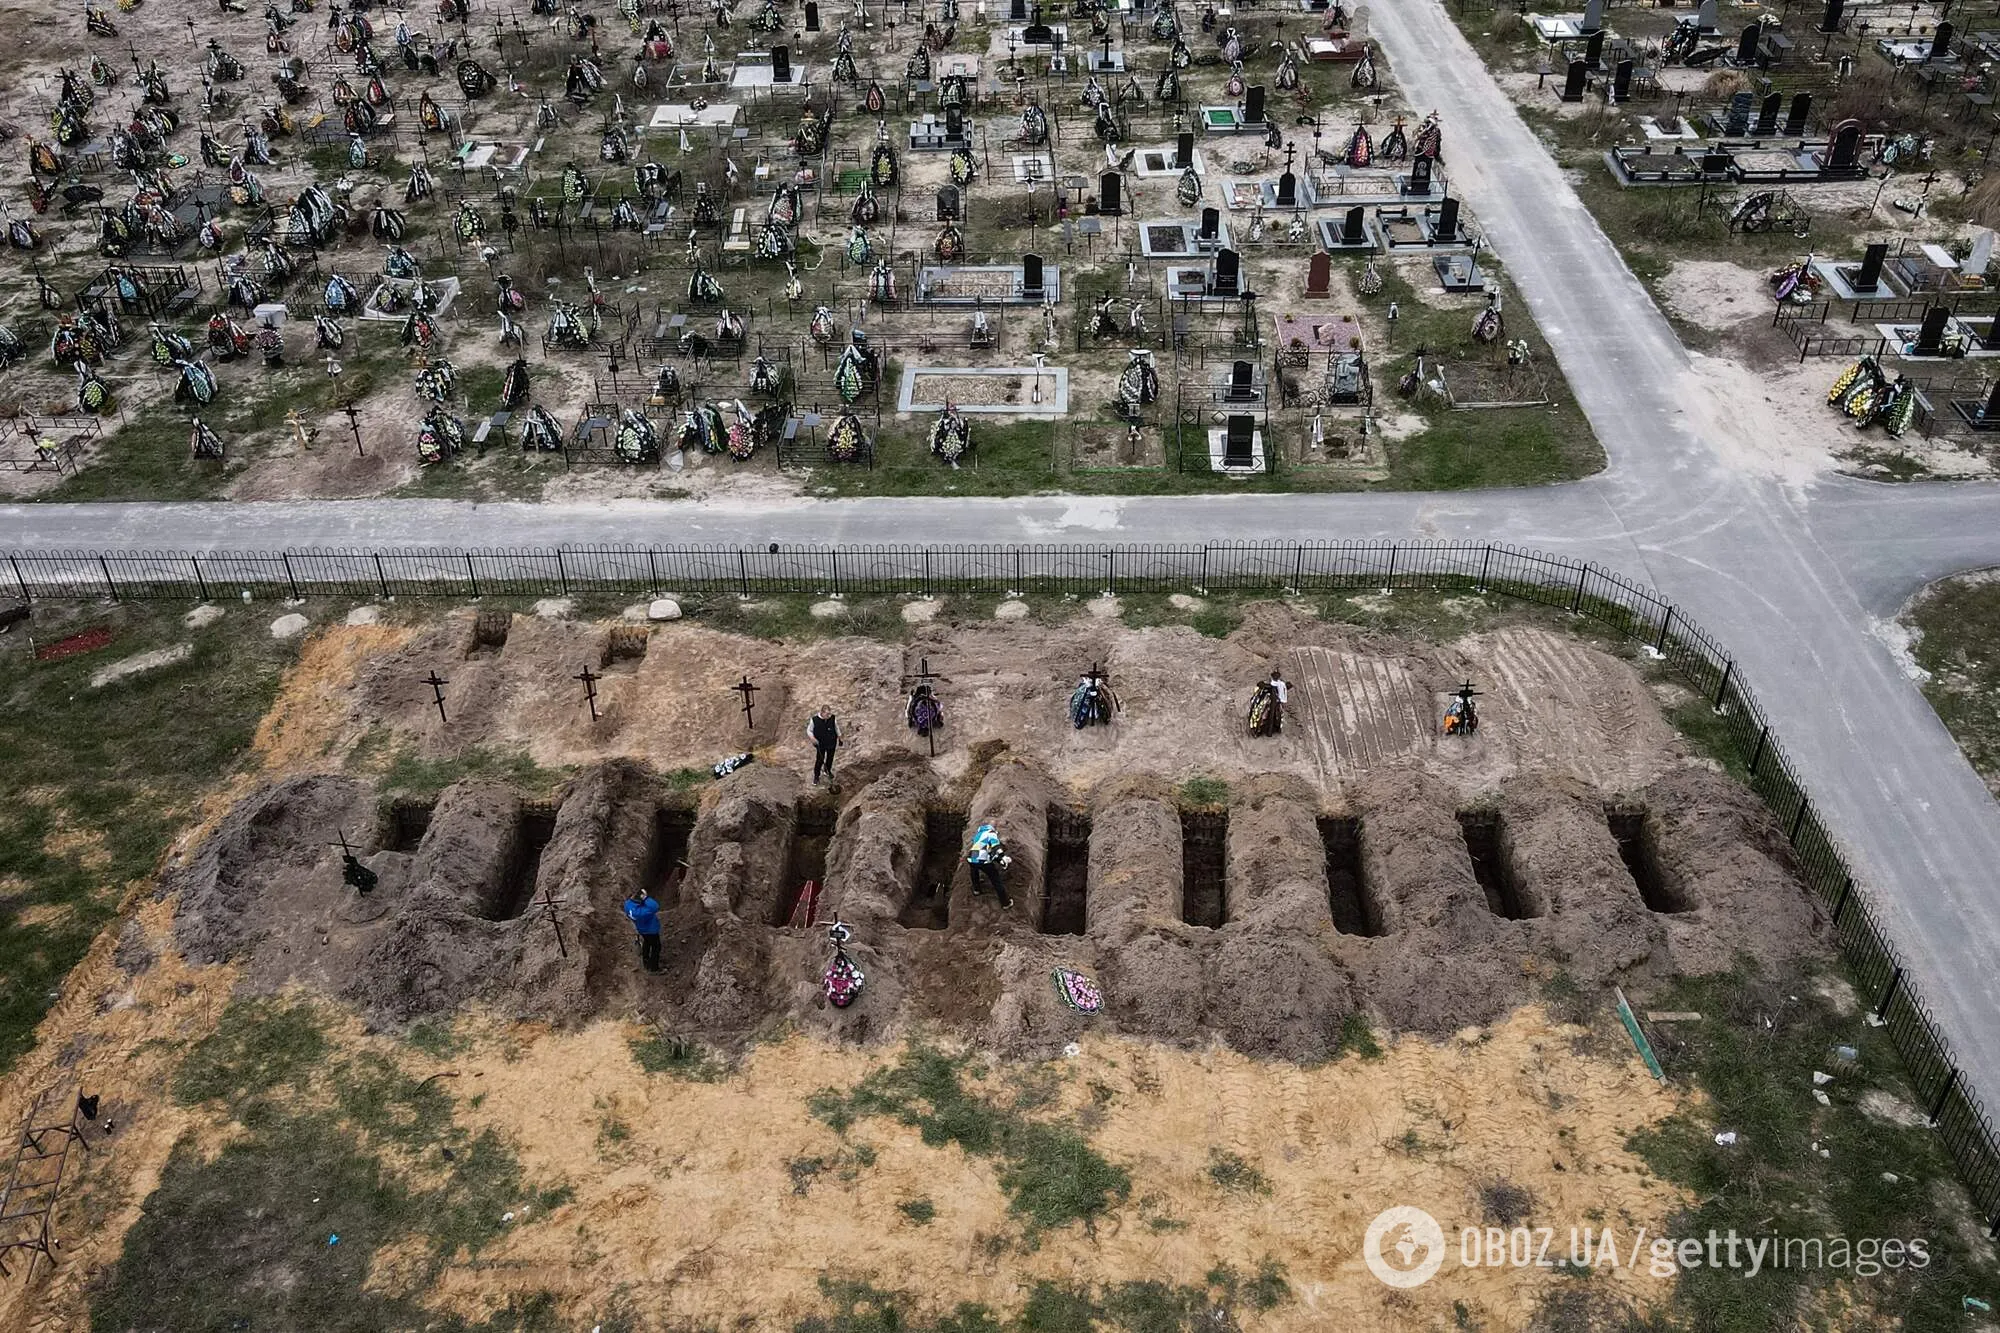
[6,537,2000,1229]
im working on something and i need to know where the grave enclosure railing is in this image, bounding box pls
[8,538,2000,1231]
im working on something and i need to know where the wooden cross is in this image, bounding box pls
[575,664,602,721]
[534,885,570,957]
[733,674,760,731]
[424,670,449,723]
[899,656,946,756]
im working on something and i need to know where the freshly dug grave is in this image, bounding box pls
[172,751,1828,1058]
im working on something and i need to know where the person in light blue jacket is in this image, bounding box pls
[966,822,1012,908]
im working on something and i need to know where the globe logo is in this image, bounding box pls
[1363,1206,1446,1288]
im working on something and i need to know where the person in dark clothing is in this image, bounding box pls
[623,890,662,972]
[808,705,840,784]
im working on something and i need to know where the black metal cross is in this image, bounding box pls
[424,670,449,723]
[733,674,760,731]
[576,664,603,720]
[331,829,378,894]
[534,885,570,956]
[1284,140,1297,175]
[899,655,945,756]
[343,401,366,457]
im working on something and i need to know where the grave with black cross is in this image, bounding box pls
[1210,247,1241,297]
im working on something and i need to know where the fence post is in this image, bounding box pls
[738,548,751,598]
[555,548,570,595]
[1832,876,1852,924]
[1014,547,1023,595]
[1291,543,1305,591]
[1929,1068,1959,1123]
[1713,659,1734,709]
[1382,544,1398,591]
[8,554,27,603]
[99,555,117,602]
[1748,725,1768,776]
[1654,605,1674,655]
[281,553,300,601]
[922,548,932,598]
[190,555,210,603]
[466,552,480,597]
[1476,544,1492,591]
[374,553,391,599]
[1875,966,1903,1020]
[1569,563,1588,614]
[646,548,659,591]
[831,548,841,597]
[1789,797,1808,845]
[1197,546,1209,593]
[1105,547,1115,594]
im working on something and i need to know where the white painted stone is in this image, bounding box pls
[183,604,226,629]
[1087,595,1122,618]
[901,598,942,623]
[91,643,193,689]
[649,598,684,621]
[345,605,382,626]
[532,597,574,619]
[994,599,1030,620]
[1168,593,1206,610]
[809,599,848,619]
[270,613,310,640]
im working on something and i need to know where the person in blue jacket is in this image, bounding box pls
[966,822,1012,908]
[623,889,662,972]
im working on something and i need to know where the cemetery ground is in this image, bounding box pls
[0,590,1995,1330]
[1898,568,2000,794]
[1447,0,2000,480]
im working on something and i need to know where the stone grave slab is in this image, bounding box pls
[1012,152,1056,183]
[729,53,811,90]
[1137,218,1233,259]
[911,114,975,150]
[1638,116,1703,143]
[648,103,743,130]
[1315,209,1379,252]
[360,276,462,322]
[914,262,1062,305]
[1435,253,1486,292]
[1132,145,1206,177]
[1207,417,1267,473]
[897,364,1070,413]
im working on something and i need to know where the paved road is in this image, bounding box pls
[9,2,2000,1108]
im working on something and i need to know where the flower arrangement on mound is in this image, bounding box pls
[928,401,970,463]
[827,407,867,463]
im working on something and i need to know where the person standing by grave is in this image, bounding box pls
[623,889,663,972]
[966,821,1013,907]
[807,705,841,785]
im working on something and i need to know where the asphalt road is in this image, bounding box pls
[8,1,2000,1106]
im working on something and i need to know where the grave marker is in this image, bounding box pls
[1784,91,1812,135]
[1212,247,1240,296]
[1735,22,1759,65]
[1928,21,1953,62]
[1175,132,1195,168]
[945,105,965,141]
[1854,240,1887,292]
[1436,195,1460,239]
[1985,377,2000,415]
[1022,252,1045,297]
[1611,59,1633,103]
[772,44,792,82]
[1755,91,1780,136]
[1828,118,1860,169]
[1561,59,1587,102]
[1584,29,1605,69]
[1696,0,1717,30]
[1244,84,1266,125]
[1725,90,1752,136]
[1010,0,1026,18]
[1916,306,1949,355]
[1099,170,1122,214]
[1341,205,1366,244]
[806,1,820,28]
[1226,360,1255,400]
[1408,155,1432,195]
[1199,206,1220,241]
[1306,250,1331,296]
[1967,229,1995,280]
[1276,171,1298,207]
[1581,0,1604,34]
[1223,414,1255,467]
[937,183,961,220]
[1819,0,1842,31]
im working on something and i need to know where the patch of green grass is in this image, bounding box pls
[897,1197,937,1225]
[1841,444,1930,481]
[1177,776,1230,809]
[0,601,295,1072]
[1333,1011,1383,1061]
[1905,573,2000,787]
[403,1017,471,1059]
[629,1032,726,1081]
[173,998,330,1108]
[1627,963,1988,1331]
[97,1028,568,1333]
[811,1045,1130,1236]
[1204,1148,1271,1195]
[375,742,568,800]
[795,1261,1290,1332]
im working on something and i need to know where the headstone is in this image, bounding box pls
[805,1,820,28]
[945,105,964,140]
[937,183,961,220]
[1212,247,1240,296]
[1276,170,1298,207]
[1916,305,1949,354]
[1341,205,1365,244]
[1227,360,1255,399]
[1967,229,1995,281]
[1408,155,1432,194]
[1244,84,1265,124]
[1853,240,1887,291]
[1561,59,1587,102]
[1022,251,1045,295]
[1436,195,1459,239]
[1725,90,1752,135]
[1696,0,1717,29]
[1009,0,1026,18]
[1784,91,1812,135]
[1306,250,1331,296]
[1099,170,1122,215]
[772,44,792,82]
[1701,149,1733,175]
[1828,118,1860,168]
[1819,0,1842,32]
[1581,0,1604,33]
[1223,414,1254,466]
[1928,20,1953,61]
[1735,22,1759,65]
[1175,131,1195,169]
[1755,91,1780,136]
[1199,206,1219,240]
[1611,59,1633,103]
[1985,376,2000,416]
[1584,29,1604,69]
